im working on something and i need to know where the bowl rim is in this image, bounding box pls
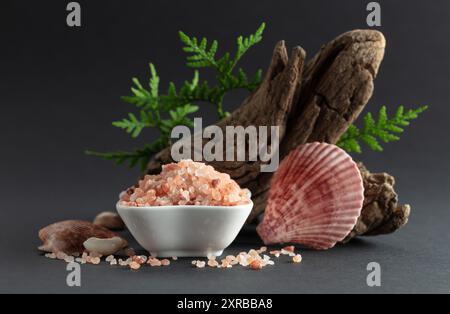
[116,200,253,211]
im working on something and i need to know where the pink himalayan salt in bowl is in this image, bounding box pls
[117,160,253,257]
[119,159,250,207]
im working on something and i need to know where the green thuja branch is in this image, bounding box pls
[86,23,265,170]
[86,140,166,171]
[178,22,265,117]
[337,105,428,153]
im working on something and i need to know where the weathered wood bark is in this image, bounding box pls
[146,30,407,239]
[342,163,411,242]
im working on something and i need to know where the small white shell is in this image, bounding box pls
[83,236,128,256]
[257,142,364,250]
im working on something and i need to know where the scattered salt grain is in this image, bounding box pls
[282,245,295,253]
[148,258,162,267]
[133,255,147,264]
[207,259,219,267]
[105,255,114,262]
[119,258,130,266]
[258,246,267,253]
[161,259,171,266]
[270,250,281,257]
[250,260,262,270]
[292,254,302,263]
[172,256,178,261]
[90,257,101,265]
[129,261,141,270]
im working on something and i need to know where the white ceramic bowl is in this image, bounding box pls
[116,200,253,257]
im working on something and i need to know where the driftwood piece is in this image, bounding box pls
[281,29,386,154]
[342,163,411,242]
[146,30,408,239]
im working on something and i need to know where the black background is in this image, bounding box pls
[1,0,449,293]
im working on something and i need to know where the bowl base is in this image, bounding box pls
[150,250,224,258]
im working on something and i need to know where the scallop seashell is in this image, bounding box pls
[257,142,364,250]
[83,236,128,256]
[93,211,125,230]
[38,220,117,255]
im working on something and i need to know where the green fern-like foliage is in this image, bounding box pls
[337,105,428,153]
[178,22,264,117]
[87,23,265,170]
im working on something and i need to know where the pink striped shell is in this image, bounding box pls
[257,142,364,250]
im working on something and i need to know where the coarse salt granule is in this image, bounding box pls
[250,260,263,270]
[207,260,219,267]
[119,159,250,207]
[161,259,171,266]
[132,255,147,264]
[292,254,302,263]
[129,261,141,270]
[148,258,162,267]
[282,245,295,253]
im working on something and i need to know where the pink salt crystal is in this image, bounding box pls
[172,256,178,261]
[148,258,162,267]
[221,260,231,268]
[196,261,206,268]
[292,254,302,263]
[250,260,262,270]
[225,255,236,262]
[161,259,170,266]
[90,257,101,265]
[207,260,219,267]
[270,250,281,257]
[283,245,295,253]
[129,261,141,270]
[119,159,251,207]
[133,255,147,264]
